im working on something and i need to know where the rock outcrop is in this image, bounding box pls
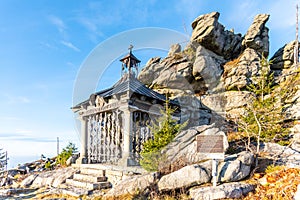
[156,151,253,192]
[20,174,38,187]
[222,48,261,90]
[138,12,275,132]
[103,172,159,199]
[176,95,211,128]
[284,89,300,121]
[191,12,242,60]
[189,182,255,200]
[201,91,253,120]
[157,161,211,191]
[270,40,299,70]
[242,14,270,56]
[138,56,162,86]
[23,167,78,188]
[260,142,300,167]
[138,51,194,91]
[217,151,254,183]
[161,124,228,165]
[168,43,181,56]
[193,45,225,89]
[271,41,295,70]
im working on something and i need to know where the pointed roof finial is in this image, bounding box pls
[128,44,133,53]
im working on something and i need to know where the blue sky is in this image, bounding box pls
[0,0,298,168]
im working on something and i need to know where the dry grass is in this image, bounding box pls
[101,193,137,200]
[224,56,241,67]
[244,167,300,200]
[227,131,247,142]
[159,156,190,175]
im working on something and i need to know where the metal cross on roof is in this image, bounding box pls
[128,44,133,53]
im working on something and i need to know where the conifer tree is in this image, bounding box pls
[238,57,289,166]
[140,99,186,171]
[56,142,78,166]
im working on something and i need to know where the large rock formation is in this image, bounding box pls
[242,14,270,56]
[268,41,300,150]
[270,40,299,70]
[138,10,300,184]
[191,12,242,60]
[192,45,226,90]
[138,56,161,86]
[138,50,194,91]
[101,150,254,197]
[222,48,261,90]
[157,150,253,192]
[138,13,274,131]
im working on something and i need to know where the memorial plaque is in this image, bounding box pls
[196,135,224,153]
[196,135,225,186]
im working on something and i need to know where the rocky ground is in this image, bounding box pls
[1,140,300,199]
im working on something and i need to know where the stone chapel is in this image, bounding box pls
[72,46,180,166]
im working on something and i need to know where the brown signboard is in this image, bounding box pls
[196,135,224,153]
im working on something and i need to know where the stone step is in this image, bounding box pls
[65,179,111,190]
[105,169,124,177]
[59,187,90,197]
[73,173,108,183]
[79,168,105,176]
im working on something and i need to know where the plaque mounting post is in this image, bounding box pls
[212,159,217,187]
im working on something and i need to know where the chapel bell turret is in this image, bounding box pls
[119,45,141,77]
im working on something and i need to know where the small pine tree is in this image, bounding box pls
[140,100,187,171]
[56,142,78,166]
[238,56,289,166]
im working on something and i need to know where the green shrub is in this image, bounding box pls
[140,100,187,171]
[139,151,162,172]
[56,142,78,166]
[45,161,51,169]
[265,164,285,174]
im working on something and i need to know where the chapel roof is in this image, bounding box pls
[72,74,179,111]
[95,74,166,100]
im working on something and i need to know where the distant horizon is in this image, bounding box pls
[7,155,44,169]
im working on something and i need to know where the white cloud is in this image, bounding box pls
[48,15,66,33]
[39,41,57,50]
[79,17,97,32]
[77,17,105,43]
[2,94,31,104]
[61,40,81,52]
[66,62,76,68]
